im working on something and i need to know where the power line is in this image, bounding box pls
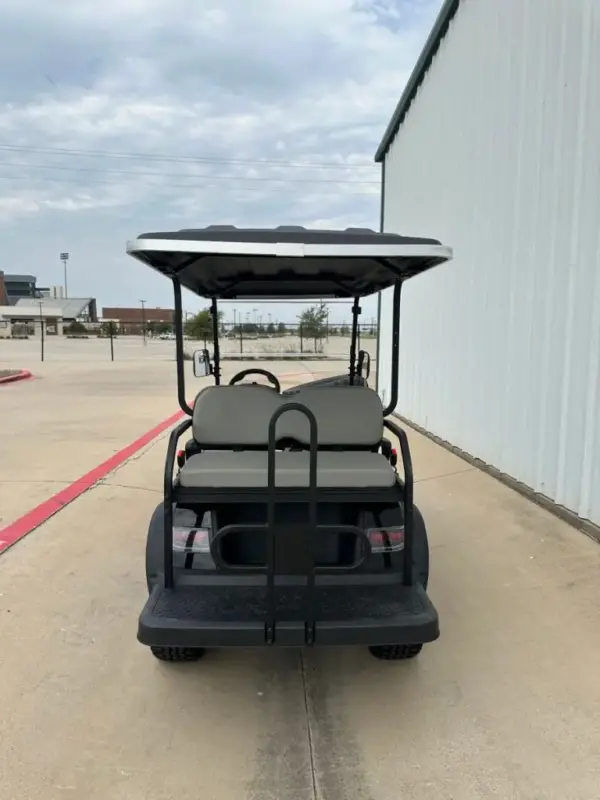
[0,160,380,186]
[0,143,379,172]
[0,171,379,196]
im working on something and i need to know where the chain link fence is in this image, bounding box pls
[212,321,377,358]
[0,318,378,363]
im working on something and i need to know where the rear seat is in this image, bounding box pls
[179,384,396,489]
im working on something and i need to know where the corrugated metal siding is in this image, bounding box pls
[380,0,600,525]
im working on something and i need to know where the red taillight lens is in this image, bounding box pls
[367,526,405,553]
[172,527,210,553]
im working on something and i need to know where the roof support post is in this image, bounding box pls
[211,298,221,385]
[349,297,361,384]
[382,280,402,416]
[173,278,193,416]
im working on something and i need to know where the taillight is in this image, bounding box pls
[390,447,398,467]
[367,526,404,553]
[173,526,210,553]
[176,449,186,468]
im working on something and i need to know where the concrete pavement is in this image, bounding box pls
[1,362,600,798]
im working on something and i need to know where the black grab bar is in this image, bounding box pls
[266,402,318,644]
[383,417,414,586]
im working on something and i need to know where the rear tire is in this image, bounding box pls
[369,643,423,660]
[150,645,205,662]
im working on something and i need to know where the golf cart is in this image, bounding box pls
[126,226,452,663]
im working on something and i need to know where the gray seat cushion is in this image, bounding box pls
[179,451,396,489]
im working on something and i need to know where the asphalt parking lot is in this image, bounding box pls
[1,357,600,799]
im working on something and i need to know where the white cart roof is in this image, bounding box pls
[126,225,453,299]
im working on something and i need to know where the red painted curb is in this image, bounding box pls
[0,408,185,556]
[0,369,33,385]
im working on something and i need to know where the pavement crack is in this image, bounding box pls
[300,651,318,800]
[415,465,475,483]
[98,482,162,494]
[300,652,375,800]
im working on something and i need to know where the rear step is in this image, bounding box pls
[138,581,439,648]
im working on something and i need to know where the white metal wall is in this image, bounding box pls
[379,0,600,525]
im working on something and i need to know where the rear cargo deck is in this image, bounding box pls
[138,580,439,647]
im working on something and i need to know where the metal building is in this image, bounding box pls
[376,0,600,528]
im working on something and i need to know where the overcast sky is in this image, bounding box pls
[0,0,441,323]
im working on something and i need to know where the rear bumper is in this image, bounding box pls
[138,581,439,648]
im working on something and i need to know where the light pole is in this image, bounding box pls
[140,299,147,345]
[38,300,45,361]
[60,252,69,298]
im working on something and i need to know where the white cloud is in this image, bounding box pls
[0,0,442,312]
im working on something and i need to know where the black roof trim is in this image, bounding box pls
[374,0,461,163]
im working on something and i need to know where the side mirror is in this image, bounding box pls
[357,350,371,380]
[193,348,212,378]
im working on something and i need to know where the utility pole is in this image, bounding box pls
[140,299,147,345]
[39,300,45,361]
[60,252,69,298]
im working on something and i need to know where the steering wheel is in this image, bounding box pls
[228,368,281,393]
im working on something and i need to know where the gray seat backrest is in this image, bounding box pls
[192,384,384,448]
[192,385,281,446]
[277,386,383,447]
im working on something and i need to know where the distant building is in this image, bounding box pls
[102,306,174,324]
[15,297,98,323]
[0,271,97,336]
[0,305,65,338]
[38,285,66,300]
[0,272,8,305]
[1,273,38,305]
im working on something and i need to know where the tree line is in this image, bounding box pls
[183,302,335,340]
